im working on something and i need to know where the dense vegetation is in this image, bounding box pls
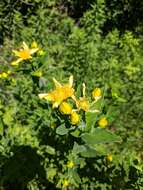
[0,0,143,189]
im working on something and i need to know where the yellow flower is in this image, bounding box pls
[11,41,39,66]
[74,83,89,111]
[98,117,108,128]
[70,111,80,125]
[63,180,69,188]
[74,83,99,113]
[0,71,12,79]
[39,75,75,108]
[59,102,72,115]
[76,97,90,112]
[0,72,8,78]
[67,160,74,168]
[92,88,101,100]
[106,154,113,162]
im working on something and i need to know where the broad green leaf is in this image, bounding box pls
[81,128,121,144]
[73,143,97,157]
[91,144,110,155]
[56,124,68,135]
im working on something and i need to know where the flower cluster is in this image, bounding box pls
[39,76,108,127]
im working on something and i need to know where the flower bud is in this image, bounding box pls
[106,154,113,162]
[98,117,108,128]
[59,102,72,115]
[92,88,101,100]
[67,160,74,168]
[70,111,80,125]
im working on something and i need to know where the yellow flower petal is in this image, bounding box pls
[11,58,23,66]
[52,102,60,108]
[38,93,49,99]
[22,41,29,50]
[69,75,73,87]
[53,78,62,88]
[29,48,39,55]
[82,83,86,97]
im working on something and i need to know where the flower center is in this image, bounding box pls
[19,50,31,59]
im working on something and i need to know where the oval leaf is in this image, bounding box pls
[81,128,121,144]
[56,124,68,135]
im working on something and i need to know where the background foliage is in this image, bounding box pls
[0,0,143,189]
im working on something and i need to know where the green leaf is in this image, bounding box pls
[56,124,68,135]
[47,168,57,179]
[73,142,86,154]
[81,128,121,144]
[80,146,97,158]
[3,109,14,126]
[0,119,3,135]
[45,145,55,155]
[71,170,81,184]
[85,112,98,131]
[70,129,80,137]
[73,143,97,157]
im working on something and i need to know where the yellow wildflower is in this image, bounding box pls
[98,117,108,128]
[74,83,99,113]
[63,180,69,188]
[106,154,113,162]
[74,83,89,111]
[92,88,101,100]
[67,160,74,168]
[59,102,72,115]
[39,75,75,108]
[11,41,39,66]
[0,72,8,78]
[76,97,90,112]
[70,111,80,125]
